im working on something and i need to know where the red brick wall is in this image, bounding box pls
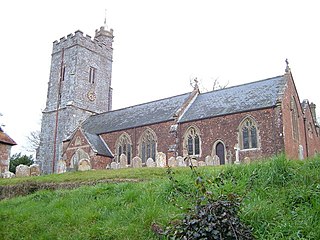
[100,121,177,161]
[302,103,320,157]
[281,72,308,159]
[179,107,284,162]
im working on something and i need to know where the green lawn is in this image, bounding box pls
[1,155,320,239]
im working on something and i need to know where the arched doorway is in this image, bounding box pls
[216,142,225,165]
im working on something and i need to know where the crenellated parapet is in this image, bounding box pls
[52,27,114,57]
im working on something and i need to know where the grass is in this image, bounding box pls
[1,155,320,239]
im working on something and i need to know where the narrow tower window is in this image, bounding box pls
[89,67,96,84]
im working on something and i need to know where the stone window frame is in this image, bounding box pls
[138,128,157,165]
[115,132,133,165]
[238,116,260,150]
[89,66,96,84]
[290,96,299,141]
[183,125,202,158]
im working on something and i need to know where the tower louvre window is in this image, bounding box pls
[89,67,96,84]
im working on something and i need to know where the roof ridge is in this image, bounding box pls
[199,74,285,96]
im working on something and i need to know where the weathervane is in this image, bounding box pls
[104,9,108,29]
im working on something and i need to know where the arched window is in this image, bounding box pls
[139,129,157,164]
[239,117,259,150]
[184,126,201,156]
[116,133,132,165]
[291,97,299,140]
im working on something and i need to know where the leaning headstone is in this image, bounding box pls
[156,152,166,167]
[198,161,206,167]
[57,160,66,174]
[176,156,186,167]
[15,164,30,177]
[146,158,156,167]
[205,155,214,166]
[110,162,118,170]
[213,155,220,166]
[2,171,15,178]
[132,156,142,168]
[78,159,91,171]
[168,157,176,167]
[29,164,41,176]
[119,154,128,168]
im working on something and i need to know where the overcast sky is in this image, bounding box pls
[1,0,319,156]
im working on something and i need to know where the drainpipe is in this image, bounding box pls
[303,116,309,158]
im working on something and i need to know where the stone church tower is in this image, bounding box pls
[38,26,114,174]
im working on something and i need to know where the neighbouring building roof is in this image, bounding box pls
[82,92,192,134]
[0,128,17,145]
[179,75,287,123]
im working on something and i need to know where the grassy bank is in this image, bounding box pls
[1,155,320,239]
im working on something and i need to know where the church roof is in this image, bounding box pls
[82,92,192,134]
[179,75,286,123]
[84,132,113,157]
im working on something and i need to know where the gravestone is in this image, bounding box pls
[146,158,156,167]
[191,159,198,167]
[168,157,176,167]
[198,161,206,167]
[205,155,214,166]
[243,157,251,164]
[15,164,30,177]
[29,164,41,176]
[57,160,66,174]
[2,171,15,178]
[110,162,118,169]
[78,159,91,171]
[156,152,166,167]
[119,154,128,168]
[132,156,142,168]
[176,156,186,167]
[213,155,220,165]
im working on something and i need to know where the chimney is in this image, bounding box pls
[310,102,317,123]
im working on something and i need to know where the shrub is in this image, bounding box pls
[9,153,34,173]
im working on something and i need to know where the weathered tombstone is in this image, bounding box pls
[213,155,220,166]
[57,160,66,174]
[110,162,118,170]
[119,154,128,168]
[15,164,30,177]
[132,156,142,168]
[198,161,206,167]
[299,145,304,160]
[29,164,41,176]
[227,150,233,164]
[156,152,166,167]
[2,171,15,178]
[176,156,186,167]
[243,157,251,164]
[78,159,91,171]
[191,159,198,167]
[168,157,176,167]
[205,155,214,166]
[146,158,156,167]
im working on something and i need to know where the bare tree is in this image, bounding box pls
[24,130,40,153]
[212,77,229,91]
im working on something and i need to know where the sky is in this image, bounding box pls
[0,0,319,156]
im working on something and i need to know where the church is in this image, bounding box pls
[37,25,320,174]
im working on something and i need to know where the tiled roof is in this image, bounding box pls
[179,75,286,123]
[0,129,17,145]
[82,92,192,134]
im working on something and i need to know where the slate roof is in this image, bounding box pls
[82,92,192,134]
[84,132,113,157]
[179,75,287,123]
